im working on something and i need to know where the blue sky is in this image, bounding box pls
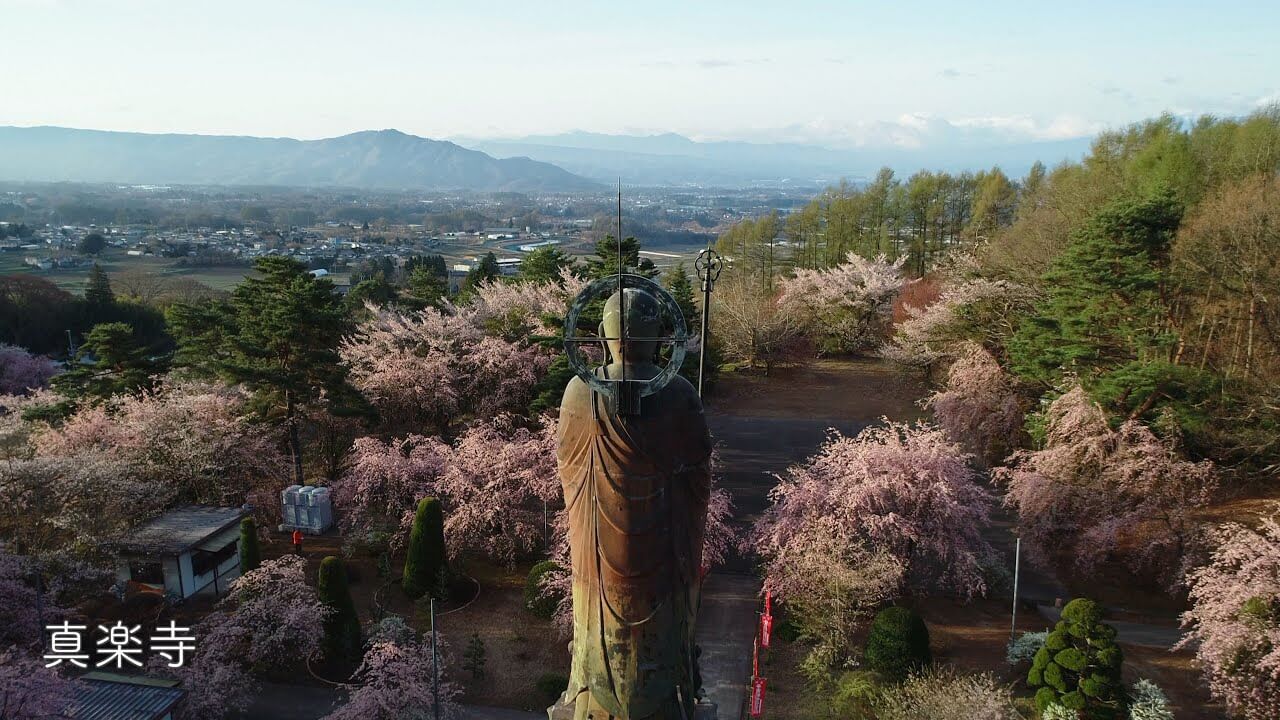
[4,0,1276,148]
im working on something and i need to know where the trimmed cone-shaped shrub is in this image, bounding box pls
[318,556,362,662]
[238,517,261,574]
[1028,598,1125,719]
[864,607,931,679]
[524,561,562,618]
[403,496,448,600]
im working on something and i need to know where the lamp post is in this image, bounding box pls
[1011,535,1021,640]
[693,247,723,398]
[430,597,441,720]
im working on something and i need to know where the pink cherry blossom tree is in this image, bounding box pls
[436,414,560,564]
[752,420,996,602]
[0,648,80,720]
[333,433,449,554]
[321,617,459,720]
[14,380,289,545]
[996,385,1217,586]
[778,253,905,354]
[341,302,551,433]
[759,516,904,668]
[0,549,62,649]
[0,344,59,395]
[470,267,587,340]
[883,278,1035,369]
[159,556,330,719]
[924,342,1024,465]
[1178,511,1280,720]
[334,415,561,563]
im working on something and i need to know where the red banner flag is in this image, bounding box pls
[760,613,774,649]
[750,676,767,717]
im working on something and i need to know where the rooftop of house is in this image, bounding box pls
[112,505,246,556]
[68,672,184,720]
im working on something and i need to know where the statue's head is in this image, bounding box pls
[602,287,662,367]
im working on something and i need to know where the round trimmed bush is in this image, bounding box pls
[524,561,562,619]
[864,606,931,679]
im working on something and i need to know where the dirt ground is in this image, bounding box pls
[258,531,570,709]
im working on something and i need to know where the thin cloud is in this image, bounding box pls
[696,58,771,69]
[939,68,975,79]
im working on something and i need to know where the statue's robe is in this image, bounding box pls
[557,370,712,720]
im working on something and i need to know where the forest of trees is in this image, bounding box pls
[711,106,1280,719]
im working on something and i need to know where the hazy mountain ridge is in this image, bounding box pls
[460,131,1095,187]
[0,126,599,192]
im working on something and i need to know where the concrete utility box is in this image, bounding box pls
[279,485,334,534]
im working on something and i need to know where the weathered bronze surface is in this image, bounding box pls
[553,288,712,720]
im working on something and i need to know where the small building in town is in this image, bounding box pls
[111,505,247,600]
[68,672,184,720]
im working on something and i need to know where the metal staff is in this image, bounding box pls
[694,248,723,398]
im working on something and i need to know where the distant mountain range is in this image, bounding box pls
[0,126,599,192]
[0,125,1098,192]
[459,131,1096,187]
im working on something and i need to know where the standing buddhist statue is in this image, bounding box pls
[552,283,713,720]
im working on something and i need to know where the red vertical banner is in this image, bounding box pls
[750,676,767,717]
[764,590,772,617]
[760,612,774,649]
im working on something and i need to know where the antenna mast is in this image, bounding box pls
[616,181,625,383]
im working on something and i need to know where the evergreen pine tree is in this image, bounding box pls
[1007,193,1211,428]
[662,264,699,329]
[84,263,115,308]
[238,517,261,574]
[519,245,575,283]
[462,632,487,680]
[403,497,448,600]
[1028,598,1125,718]
[166,256,364,485]
[586,235,657,279]
[53,321,158,401]
[317,556,362,662]
[462,252,501,294]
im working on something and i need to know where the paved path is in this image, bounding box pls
[696,573,760,719]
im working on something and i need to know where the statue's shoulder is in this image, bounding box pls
[659,373,704,414]
[560,375,594,415]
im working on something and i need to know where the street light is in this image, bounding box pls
[693,247,724,398]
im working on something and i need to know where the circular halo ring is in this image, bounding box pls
[562,273,688,400]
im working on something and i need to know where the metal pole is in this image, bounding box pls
[697,272,711,398]
[1011,536,1021,639]
[431,598,441,720]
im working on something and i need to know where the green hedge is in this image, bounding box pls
[403,497,448,600]
[863,606,931,679]
[317,556,362,662]
[238,517,261,574]
[524,561,562,618]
